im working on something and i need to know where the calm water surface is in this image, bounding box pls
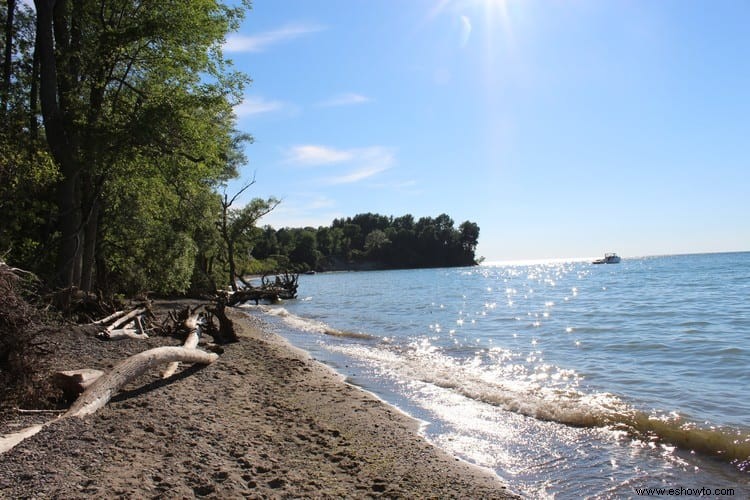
[244,252,750,498]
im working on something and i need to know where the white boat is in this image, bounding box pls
[592,253,621,264]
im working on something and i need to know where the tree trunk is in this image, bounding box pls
[29,36,40,146]
[35,0,84,289]
[81,200,99,292]
[55,174,82,288]
[1,0,15,117]
[227,239,238,292]
[208,299,237,344]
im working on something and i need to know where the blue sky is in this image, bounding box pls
[224,0,749,261]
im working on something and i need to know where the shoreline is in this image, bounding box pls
[0,306,517,498]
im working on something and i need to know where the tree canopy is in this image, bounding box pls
[250,213,481,273]
[1,0,264,296]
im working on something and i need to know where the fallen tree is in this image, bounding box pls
[52,369,105,401]
[67,346,218,417]
[0,346,218,454]
[227,272,299,306]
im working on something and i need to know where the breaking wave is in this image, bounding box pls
[328,342,750,465]
[255,305,377,340]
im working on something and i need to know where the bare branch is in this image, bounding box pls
[224,171,257,209]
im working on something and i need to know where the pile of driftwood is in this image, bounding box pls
[0,268,300,454]
[229,272,299,306]
[1,307,219,454]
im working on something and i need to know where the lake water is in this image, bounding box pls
[242,252,750,498]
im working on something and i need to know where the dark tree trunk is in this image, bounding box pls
[29,36,40,145]
[55,174,81,288]
[35,0,84,289]
[227,240,238,292]
[1,0,15,116]
[80,200,99,293]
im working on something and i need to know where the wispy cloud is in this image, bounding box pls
[460,15,472,48]
[286,145,353,166]
[326,164,392,185]
[224,22,325,53]
[317,93,371,107]
[285,145,396,184]
[234,96,285,117]
[324,147,395,185]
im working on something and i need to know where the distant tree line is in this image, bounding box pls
[248,213,481,272]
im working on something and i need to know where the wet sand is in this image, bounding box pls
[0,307,517,498]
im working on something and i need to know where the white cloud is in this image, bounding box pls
[234,96,285,117]
[224,23,325,53]
[286,145,354,166]
[285,145,396,184]
[324,147,396,185]
[318,93,371,107]
[460,15,472,48]
[326,164,391,185]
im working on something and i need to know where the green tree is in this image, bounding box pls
[364,229,391,260]
[32,0,250,293]
[218,181,279,291]
[289,230,319,270]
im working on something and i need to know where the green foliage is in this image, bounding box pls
[254,213,481,272]
[0,0,263,297]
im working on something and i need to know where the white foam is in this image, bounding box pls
[326,341,631,429]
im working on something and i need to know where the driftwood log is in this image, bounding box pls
[67,346,217,417]
[97,326,148,341]
[0,346,218,454]
[162,313,203,379]
[92,306,150,340]
[92,310,126,325]
[51,369,105,401]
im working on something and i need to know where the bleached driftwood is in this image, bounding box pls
[52,369,105,399]
[92,307,150,341]
[108,307,147,330]
[67,345,217,417]
[135,316,146,336]
[0,424,47,454]
[92,310,126,325]
[0,346,218,454]
[162,313,202,379]
[97,326,148,341]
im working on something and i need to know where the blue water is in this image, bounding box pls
[243,252,750,498]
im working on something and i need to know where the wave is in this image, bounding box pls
[255,305,377,340]
[327,343,750,465]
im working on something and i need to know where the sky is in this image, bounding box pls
[223,0,750,262]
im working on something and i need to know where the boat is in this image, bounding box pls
[592,253,621,264]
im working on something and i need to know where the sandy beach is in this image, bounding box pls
[0,306,517,498]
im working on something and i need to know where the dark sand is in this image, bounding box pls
[0,306,517,498]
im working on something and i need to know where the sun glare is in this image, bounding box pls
[431,0,516,42]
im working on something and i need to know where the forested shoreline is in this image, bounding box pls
[0,1,480,300]
[248,213,481,273]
